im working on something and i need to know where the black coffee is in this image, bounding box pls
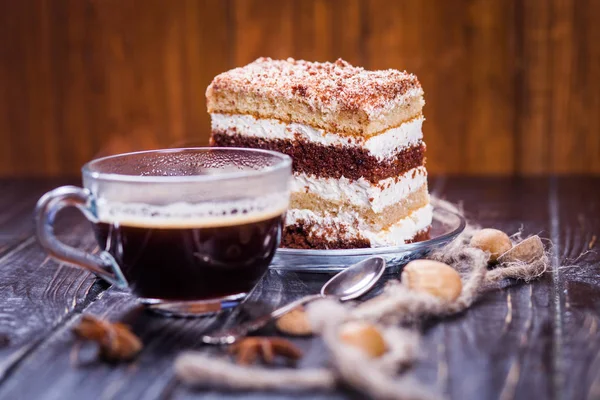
[93,214,284,301]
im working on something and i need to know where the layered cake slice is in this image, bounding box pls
[207,58,431,249]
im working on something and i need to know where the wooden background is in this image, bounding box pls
[1,0,599,177]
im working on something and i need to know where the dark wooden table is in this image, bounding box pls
[0,176,599,400]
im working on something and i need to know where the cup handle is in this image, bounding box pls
[35,186,128,289]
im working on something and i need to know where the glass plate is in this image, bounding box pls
[270,207,466,272]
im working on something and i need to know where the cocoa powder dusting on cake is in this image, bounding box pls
[207,58,422,118]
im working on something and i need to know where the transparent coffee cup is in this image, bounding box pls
[35,148,291,316]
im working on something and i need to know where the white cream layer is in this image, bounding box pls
[286,204,432,247]
[211,113,424,161]
[291,167,428,213]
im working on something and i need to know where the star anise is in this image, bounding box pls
[72,315,142,362]
[229,337,302,365]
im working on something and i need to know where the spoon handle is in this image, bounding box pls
[202,293,324,345]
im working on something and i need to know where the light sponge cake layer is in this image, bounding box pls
[207,58,424,136]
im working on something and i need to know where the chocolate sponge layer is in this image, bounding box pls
[211,131,425,183]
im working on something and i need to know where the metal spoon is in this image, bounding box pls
[202,256,386,345]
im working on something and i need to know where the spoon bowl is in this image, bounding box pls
[321,256,386,300]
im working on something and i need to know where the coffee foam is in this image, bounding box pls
[95,193,288,228]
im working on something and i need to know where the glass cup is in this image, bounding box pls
[35,148,292,316]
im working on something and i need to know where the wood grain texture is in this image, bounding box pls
[553,177,600,399]
[232,0,293,65]
[463,0,516,174]
[514,0,552,174]
[292,0,363,65]
[426,177,555,398]
[0,178,90,262]
[0,269,337,400]
[0,0,599,176]
[549,1,600,173]
[1,177,599,399]
[0,179,105,385]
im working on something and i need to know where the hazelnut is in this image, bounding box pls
[339,321,387,358]
[497,235,545,264]
[470,228,512,262]
[401,259,462,302]
[275,307,312,336]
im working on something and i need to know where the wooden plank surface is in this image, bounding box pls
[514,0,552,174]
[0,177,599,399]
[554,177,600,399]
[0,179,78,255]
[422,177,555,398]
[232,0,293,65]
[0,178,106,385]
[1,0,600,176]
